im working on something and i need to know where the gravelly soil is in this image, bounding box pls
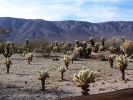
[0,53,133,100]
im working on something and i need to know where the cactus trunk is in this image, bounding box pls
[120,68,125,80]
[61,72,64,80]
[65,62,69,69]
[28,58,31,64]
[71,59,73,64]
[6,64,10,74]
[81,85,90,95]
[109,60,113,68]
[41,79,45,90]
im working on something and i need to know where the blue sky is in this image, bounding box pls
[0,0,133,22]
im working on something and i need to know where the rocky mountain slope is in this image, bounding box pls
[0,17,133,43]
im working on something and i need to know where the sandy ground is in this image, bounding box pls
[0,53,133,100]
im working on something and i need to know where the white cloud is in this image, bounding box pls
[0,0,132,22]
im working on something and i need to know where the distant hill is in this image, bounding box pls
[0,17,133,43]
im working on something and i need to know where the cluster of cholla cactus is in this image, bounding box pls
[115,55,130,81]
[73,40,86,59]
[109,46,121,54]
[73,68,97,95]
[58,66,67,80]
[42,42,53,56]
[108,54,116,68]
[3,57,12,74]
[52,41,60,53]
[38,69,50,90]
[61,42,72,53]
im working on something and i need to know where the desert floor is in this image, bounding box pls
[0,53,133,100]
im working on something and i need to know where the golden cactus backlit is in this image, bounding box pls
[73,69,97,86]
[73,68,97,95]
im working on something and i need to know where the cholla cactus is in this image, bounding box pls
[3,57,12,74]
[115,55,130,80]
[93,43,99,53]
[121,36,125,43]
[53,46,60,53]
[89,37,95,48]
[74,46,83,58]
[74,46,83,53]
[25,52,33,64]
[63,54,71,68]
[100,37,105,46]
[75,40,80,47]
[109,46,118,54]
[108,54,116,68]
[99,45,105,51]
[58,66,67,80]
[99,37,105,51]
[38,69,50,90]
[73,69,97,95]
[86,43,93,58]
[2,41,13,58]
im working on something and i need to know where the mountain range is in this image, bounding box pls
[0,17,133,43]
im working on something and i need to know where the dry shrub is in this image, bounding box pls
[121,40,133,56]
[105,37,123,49]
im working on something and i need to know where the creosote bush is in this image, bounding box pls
[73,68,97,95]
[38,69,50,90]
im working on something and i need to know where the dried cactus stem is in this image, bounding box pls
[109,60,114,68]
[61,72,64,80]
[81,85,90,95]
[6,64,10,74]
[28,57,32,64]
